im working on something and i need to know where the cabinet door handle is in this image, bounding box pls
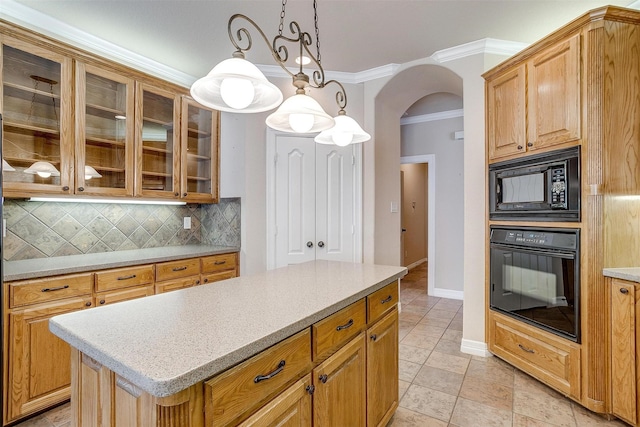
[78,187,84,192]
[527,142,533,147]
[319,374,328,384]
[117,274,137,281]
[336,319,354,331]
[214,260,226,265]
[85,301,92,307]
[204,278,209,283]
[370,334,378,341]
[620,288,629,294]
[172,266,188,272]
[254,360,285,383]
[62,186,70,191]
[41,285,69,292]
[518,343,535,354]
[381,295,393,304]
[517,145,523,150]
[99,299,106,305]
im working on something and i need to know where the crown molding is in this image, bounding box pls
[0,0,196,88]
[400,109,463,126]
[431,38,529,63]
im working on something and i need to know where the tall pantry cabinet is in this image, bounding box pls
[484,6,640,418]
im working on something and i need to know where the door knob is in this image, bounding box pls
[317,241,325,248]
[307,241,313,248]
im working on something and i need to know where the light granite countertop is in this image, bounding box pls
[2,245,240,282]
[49,260,407,398]
[603,267,640,283]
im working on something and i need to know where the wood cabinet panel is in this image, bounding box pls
[94,265,154,292]
[155,277,199,294]
[95,285,154,306]
[312,332,366,427]
[8,273,93,308]
[156,258,201,282]
[205,329,311,427]
[237,374,312,427]
[201,270,236,285]
[312,299,366,361]
[367,281,399,324]
[201,253,237,275]
[367,307,399,427]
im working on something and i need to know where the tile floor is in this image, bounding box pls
[12,262,627,427]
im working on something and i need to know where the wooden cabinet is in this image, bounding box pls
[609,278,640,425]
[1,22,220,202]
[94,265,155,306]
[1,35,74,196]
[180,97,219,203]
[155,258,201,293]
[201,253,238,285]
[486,33,581,162]
[312,299,366,361]
[366,308,399,427]
[312,333,366,427]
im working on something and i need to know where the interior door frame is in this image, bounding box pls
[400,154,436,296]
[266,129,364,270]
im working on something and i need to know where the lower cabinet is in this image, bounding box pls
[609,277,640,425]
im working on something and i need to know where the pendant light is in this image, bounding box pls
[84,165,102,180]
[315,111,371,146]
[2,159,15,172]
[190,0,368,141]
[24,161,60,179]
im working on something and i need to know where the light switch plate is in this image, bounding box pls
[390,202,398,213]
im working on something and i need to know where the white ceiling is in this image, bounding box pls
[6,0,639,79]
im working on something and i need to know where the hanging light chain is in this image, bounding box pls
[314,0,321,64]
[278,0,287,36]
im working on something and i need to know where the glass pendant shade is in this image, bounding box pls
[84,165,102,180]
[314,114,371,146]
[266,94,335,133]
[24,161,60,178]
[2,159,15,172]
[190,57,283,113]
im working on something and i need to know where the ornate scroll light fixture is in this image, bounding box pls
[190,0,370,144]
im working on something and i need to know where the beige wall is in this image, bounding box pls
[400,163,427,267]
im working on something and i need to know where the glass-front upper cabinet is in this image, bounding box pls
[135,84,180,198]
[180,97,219,203]
[75,62,135,196]
[1,37,74,195]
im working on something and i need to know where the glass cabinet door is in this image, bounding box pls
[136,84,180,198]
[180,97,219,203]
[75,62,134,196]
[1,37,73,195]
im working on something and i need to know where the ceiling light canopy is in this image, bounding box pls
[190,0,370,145]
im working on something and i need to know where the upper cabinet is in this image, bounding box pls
[0,23,220,203]
[487,33,581,162]
[1,36,74,195]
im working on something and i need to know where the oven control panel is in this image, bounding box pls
[490,227,578,250]
[550,167,567,208]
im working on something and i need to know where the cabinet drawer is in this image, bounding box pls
[490,312,580,398]
[8,273,93,308]
[155,277,200,294]
[201,253,237,274]
[155,258,200,282]
[202,270,236,285]
[367,281,398,324]
[313,299,366,361]
[95,265,154,292]
[205,329,311,427]
[95,285,154,306]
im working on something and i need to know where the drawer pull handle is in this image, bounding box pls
[117,274,137,281]
[254,360,285,383]
[336,319,354,331]
[370,334,378,341]
[381,295,393,304]
[99,299,106,305]
[518,344,535,354]
[214,260,227,265]
[172,266,188,272]
[319,374,328,384]
[41,285,69,292]
[620,288,629,294]
[306,384,315,395]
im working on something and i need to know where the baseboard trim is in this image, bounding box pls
[405,258,427,270]
[432,288,464,300]
[460,339,491,357]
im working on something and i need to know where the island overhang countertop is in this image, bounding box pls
[49,260,407,398]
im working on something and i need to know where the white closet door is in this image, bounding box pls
[274,135,355,267]
[275,136,317,266]
[315,144,355,262]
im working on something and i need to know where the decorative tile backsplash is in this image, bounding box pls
[2,198,241,261]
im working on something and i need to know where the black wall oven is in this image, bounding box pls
[489,226,580,342]
[489,147,580,221]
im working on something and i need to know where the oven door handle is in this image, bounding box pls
[490,243,576,259]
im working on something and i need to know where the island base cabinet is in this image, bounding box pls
[367,307,399,427]
[312,333,366,427]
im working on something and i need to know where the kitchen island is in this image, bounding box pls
[50,260,407,426]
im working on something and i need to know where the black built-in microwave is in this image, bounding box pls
[489,147,580,221]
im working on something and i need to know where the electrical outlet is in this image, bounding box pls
[183,217,191,229]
